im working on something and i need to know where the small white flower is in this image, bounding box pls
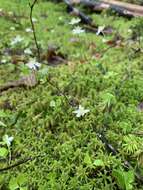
[1,59,7,63]
[24,48,32,55]
[69,18,81,25]
[72,26,85,35]
[3,135,14,147]
[102,38,107,43]
[96,25,105,35]
[0,8,3,12]
[128,29,132,33]
[32,17,38,22]
[10,26,15,31]
[50,100,56,107]
[26,58,41,70]
[11,35,24,46]
[59,16,63,21]
[25,28,33,33]
[8,11,13,15]
[51,29,55,33]
[73,105,90,118]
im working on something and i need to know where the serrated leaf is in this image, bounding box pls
[93,159,104,167]
[0,147,8,157]
[20,187,28,190]
[17,174,27,185]
[113,169,134,190]
[0,110,8,118]
[9,177,19,190]
[84,153,92,166]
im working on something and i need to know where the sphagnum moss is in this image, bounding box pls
[0,0,143,189]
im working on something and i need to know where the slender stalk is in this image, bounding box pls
[29,0,41,61]
[0,154,46,172]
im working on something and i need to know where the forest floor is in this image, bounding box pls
[0,0,143,189]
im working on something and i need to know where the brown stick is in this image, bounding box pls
[0,157,33,172]
[71,0,143,17]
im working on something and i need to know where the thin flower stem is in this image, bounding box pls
[8,147,11,165]
[29,0,41,61]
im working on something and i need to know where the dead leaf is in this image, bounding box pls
[41,45,67,66]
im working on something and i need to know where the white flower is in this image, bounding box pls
[3,135,14,147]
[96,25,105,35]
[128,29,132,33]
[50,100,56,107]
[1,59,7,64]
[69,18,81,25]
[59,16,63,21]
[73,105,90,118]
[102,38,107,43]
[8,11,13,15]
[26,58,41,70]
[25,28,33,33]
[11,35,24,46]
[10,26,15,31]
[24,48,32,55]
[0,8,3,12]
[72,26,85,35]
[51,29,55,33]
[32,17,38,22]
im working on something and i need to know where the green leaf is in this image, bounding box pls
[113,169,134,190]
[9,177,19,190]
[84,153,92,166]
[93,159,104,167]
[0,147,8,158]
[20,187,28,190]
[0,121,6,127]
[113,169,125,190]
[17,174,27,185]
[124,171,134,190]
[101,92,116,108]
[20,64,31,76]
[0,110,8,118]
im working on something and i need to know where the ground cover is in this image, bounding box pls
[0,0,143,189]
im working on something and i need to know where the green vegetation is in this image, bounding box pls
[0,0,143,189]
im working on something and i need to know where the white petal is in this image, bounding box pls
[24,48,32,55]
[25,28,33,33]
[8,136,14,143]
[26,59,41,70]
[73,105,90,117]
[10,27,15,31]
[32,17,38,22]
[50,100,56,107]
[96,26,105,35]
[11,35,23,45]
[69,18,81,25]
[72,26,85,35]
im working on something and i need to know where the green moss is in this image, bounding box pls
[0,0,143,189]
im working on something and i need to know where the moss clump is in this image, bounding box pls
[0,0,143,189]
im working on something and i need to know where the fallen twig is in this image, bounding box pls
[70,0,143,18]
[0,154,46,172]
[64,0,93,25]
[0,157,33,172]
